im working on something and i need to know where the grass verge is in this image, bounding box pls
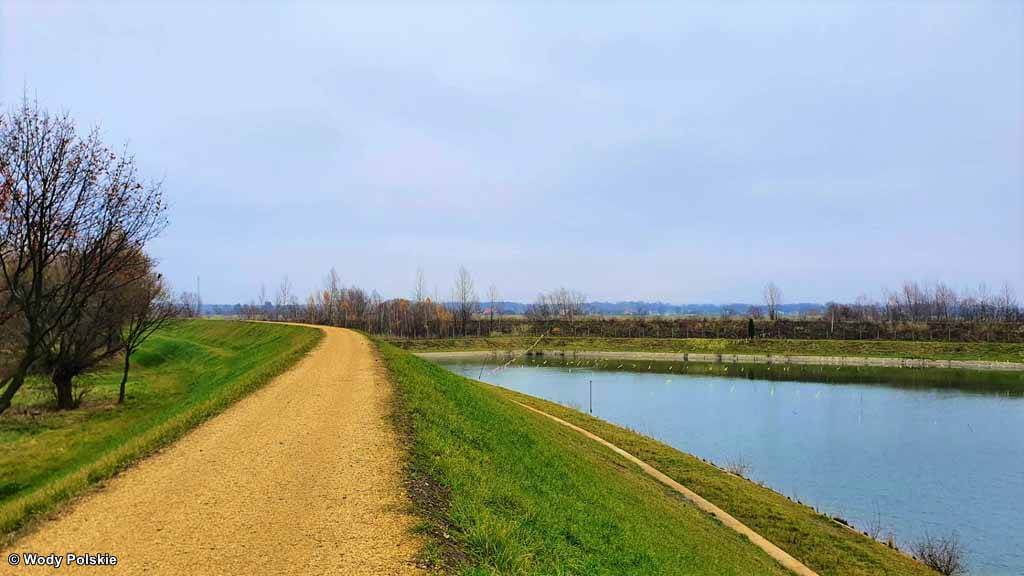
[494,388,938,576]
[389,335,1024,363]
[0,319,322,542]
[378,341,940,575]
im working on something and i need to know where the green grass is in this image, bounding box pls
[0,319,322,541]
[390,335,1024,363]
[380,342,884,575]
[377,342,937,576]
[498,389,938,576]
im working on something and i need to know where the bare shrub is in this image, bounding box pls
[910,532,967,576]
[865,503,885,540]
[562,399,583,412]
[723,455,752,478]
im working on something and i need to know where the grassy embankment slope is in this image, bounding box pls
[392,335,1024,363]
[377,342,935,576]
[0,319,322,541]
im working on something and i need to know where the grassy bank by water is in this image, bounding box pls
[390,335,1024,363]
[0,319,322,541]
[499,387,940,576]
[377,342,936,576]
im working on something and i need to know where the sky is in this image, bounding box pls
[2,1,1021,304]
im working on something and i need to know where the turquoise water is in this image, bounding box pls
[439,358,1024,575]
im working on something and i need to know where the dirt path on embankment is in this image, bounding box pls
[4,327,423,575]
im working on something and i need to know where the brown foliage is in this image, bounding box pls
[0,99,166,414]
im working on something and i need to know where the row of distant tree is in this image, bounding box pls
[213,299,835,318]
[238,267,497,338]
[525,280,1023,323]
[245,263,1021,341]
[824,281,1020,323]
[0,101,175,416]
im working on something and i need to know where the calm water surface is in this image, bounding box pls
[440,359,1024,575]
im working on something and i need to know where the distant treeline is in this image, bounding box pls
[450,317,1024,343]
[242,269,1022,343]
[585,301,825,317]
[210,301,825,318]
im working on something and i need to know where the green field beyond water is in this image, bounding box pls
[392,335,1024,363]
[0,320,322,540]
[377,341,935,576]
[482,356,1024,395]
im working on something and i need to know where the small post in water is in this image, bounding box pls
[589,380,593,414]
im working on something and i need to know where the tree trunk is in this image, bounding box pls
[54,369,75,410]
[0,344,39,416]
[0,361,31,416]
[119,351,131,404]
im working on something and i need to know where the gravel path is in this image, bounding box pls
[5,327,423,575]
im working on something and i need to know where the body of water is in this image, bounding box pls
[440,358,1024,575]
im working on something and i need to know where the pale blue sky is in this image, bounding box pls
[2,1,1021,303]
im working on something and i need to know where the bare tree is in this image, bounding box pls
[487,284,500,333]
[933,282,957,321]
[413,268,427,337]
[883,288,901,322]
[0,100,166,415]
[526,292,552,320]
[550,289,570,318]
[996,282,1017,321]
[901,281,930,321]
[976,283,993,321]
[275,276,293,321]
[521,288,588,333]
[324,268,342,326]
[117,266,174,403]
[452,266,478,336]
[257,283,268,315]
[763,282,782,321]
[567,290,587,323]
[854,294,881,321]
[414,268,427,304]
[177,292,201,317]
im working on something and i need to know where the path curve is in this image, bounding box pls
[5,326,422,575]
